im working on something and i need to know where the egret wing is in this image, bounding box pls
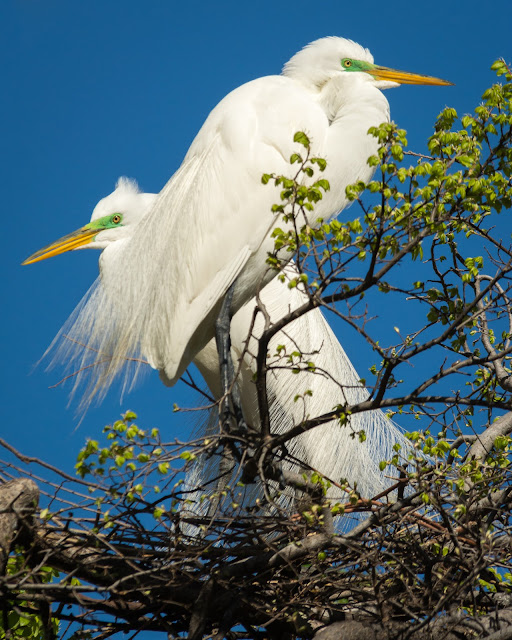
[73,75,332,394]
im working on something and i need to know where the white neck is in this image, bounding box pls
[318,74,390,124]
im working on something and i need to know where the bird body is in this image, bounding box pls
[23,37,451,405]
[97,41,398,389]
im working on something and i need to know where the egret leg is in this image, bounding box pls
[215,282,247,435]
[208,282,247,519]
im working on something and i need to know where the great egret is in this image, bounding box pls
[24,178,411,507]
[24,37,451,405]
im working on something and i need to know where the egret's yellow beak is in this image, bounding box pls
[22,225,98,265]
[371,65,453,86]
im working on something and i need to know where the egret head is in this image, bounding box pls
[283,36,452,91]
[22,178,156,265]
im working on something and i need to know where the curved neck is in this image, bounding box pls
[318,74,390,125]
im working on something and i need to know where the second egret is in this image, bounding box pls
[25,178,411,506]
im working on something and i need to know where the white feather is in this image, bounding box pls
[63,38,390,401]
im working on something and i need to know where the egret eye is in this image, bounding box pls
[342,59,353,68]
[112,214,122,224]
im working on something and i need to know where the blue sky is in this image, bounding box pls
[1,0,511,476]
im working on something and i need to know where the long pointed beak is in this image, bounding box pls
[371,65,453,86]
[22,225,98,265]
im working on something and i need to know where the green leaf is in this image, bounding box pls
[293,131,311,148]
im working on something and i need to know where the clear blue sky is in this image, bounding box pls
[1,0,511,475]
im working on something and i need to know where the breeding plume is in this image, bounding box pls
[24,37,451,402]
[24,179,411,503]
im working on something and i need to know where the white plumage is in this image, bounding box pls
[64,38,397,397]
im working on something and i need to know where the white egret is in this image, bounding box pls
[24,178,411,509]
[23,37,452,405]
